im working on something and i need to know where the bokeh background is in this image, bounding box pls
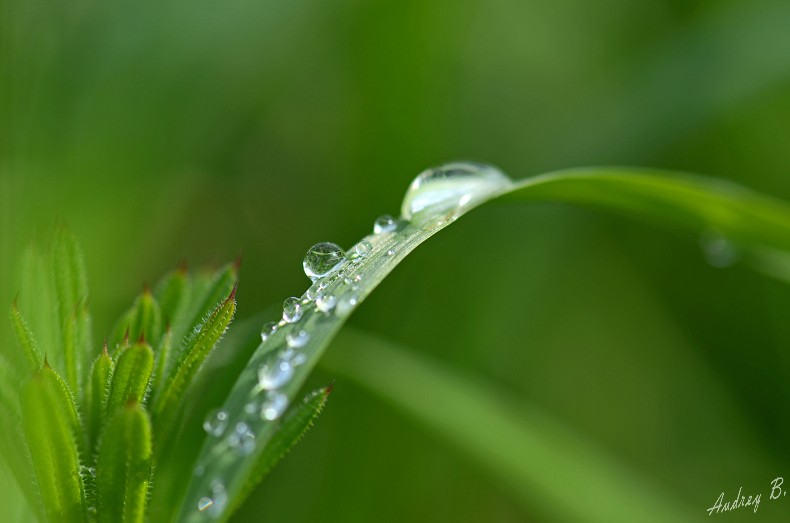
[2,0,790,521]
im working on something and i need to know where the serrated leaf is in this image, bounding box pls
[51,227,92,391]
[85,348,114,454]
[153,286,236,455]
[106,341,153,415]
[178,166,790,523]
[173,264,237,351]
[21,365,87,523]
[228,386,331,517]
[96,401,152,523]
[9,302,42,373]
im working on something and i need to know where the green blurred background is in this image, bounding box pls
[2,0,789,521]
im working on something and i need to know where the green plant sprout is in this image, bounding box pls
[3,163,790,522]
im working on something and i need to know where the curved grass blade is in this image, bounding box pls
[96,401,153,523]
[106,340,154,415]
[21,365,87,522]
[323,329,694,523]
[178,166,790,522]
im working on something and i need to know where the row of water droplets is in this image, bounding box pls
[193,162,512,519]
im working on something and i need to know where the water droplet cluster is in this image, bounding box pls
[193,162,510,518]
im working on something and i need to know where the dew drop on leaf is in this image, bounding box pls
[303,242,346,281]
[202,409,229,437]
[258,359,294,390]
[286,329,310,348]
[282,297,303,323]
[373,215,397,234]
[400,162,511,220]
[315,293,337,313]
[261,392,289,421]
[260,321,278,342]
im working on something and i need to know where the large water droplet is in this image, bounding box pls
[282,297,303,323]
[373,215,397,234]
[258,358,294,390]
[261,392,289,421]
[351,240,372,261]
[400,162,511,220]
[303,242,346,281]
[202,409,229,437]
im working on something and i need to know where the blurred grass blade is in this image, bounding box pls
[52,227,92,391]
[110,289,163,353]
[322,329,695,523]
[21,365,87,523]
[18,244,58,364]
[86,347,114,452]
[9,302,42,372]
[178,166,790,522]
[106,340,153,414]
[96,401,153,523]
[505,168,790,255]
[151,326,172,392]
[154,264,191,332]
[228,386,331,517]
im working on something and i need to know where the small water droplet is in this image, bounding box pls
[700,231,738,268]
[282,297,303,323]
[261,392,289,421]
[203,409,229,437]
[386,249,395,257]
[258,359,294,390]
[244,402,257,415]
[373,215,397,234]
[336,293,359,318]
[400,162,511,220]
[227,422,256,455]
[197,482,227,518]
[286,329,310,348]
[291,353,307,366]
[316,294,337,313]
[260,321,278,342]
[351,240,373,260]
[303,242,346,281]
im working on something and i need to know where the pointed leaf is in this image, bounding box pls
[106,341,153,414]
[154,264,190,334]
[96,401,152,523]
[9,302,42,372]
[21,365,87,523]
[85,347,114,454]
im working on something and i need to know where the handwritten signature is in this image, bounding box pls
[707,477,785,516]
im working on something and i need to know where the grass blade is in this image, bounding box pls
[96,401,153,523]
[110,289,163,353]
[323,329,695,523]
[21,365,87,523]
[51,227,92,392]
